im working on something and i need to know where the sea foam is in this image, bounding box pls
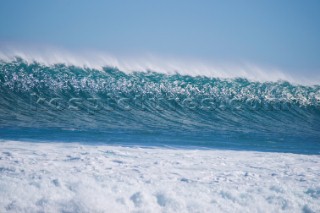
[0,141,319,212]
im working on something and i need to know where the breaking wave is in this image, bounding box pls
[0,57,319,154]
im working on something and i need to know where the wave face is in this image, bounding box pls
[1,59,320,154]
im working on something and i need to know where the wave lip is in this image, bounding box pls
[0,48,318,84]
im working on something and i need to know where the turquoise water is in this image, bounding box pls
[1,59,320,154]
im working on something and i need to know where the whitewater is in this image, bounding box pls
[0,52,320,212]
[0,141,319,213]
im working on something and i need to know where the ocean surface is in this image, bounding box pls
[1,57,320,212]
[0,58,319,154]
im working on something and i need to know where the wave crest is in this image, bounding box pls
[0,49,317,84]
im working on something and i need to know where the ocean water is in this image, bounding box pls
[0,58,319,154]
[1,57,320,212]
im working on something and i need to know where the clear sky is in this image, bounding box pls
[0,0,319,75]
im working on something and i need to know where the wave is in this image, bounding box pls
[0,58,320,153]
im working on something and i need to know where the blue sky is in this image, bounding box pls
[0,0,319,75]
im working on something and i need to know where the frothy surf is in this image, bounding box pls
[0,141,319,213]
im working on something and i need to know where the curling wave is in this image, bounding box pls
[0,58,320,154]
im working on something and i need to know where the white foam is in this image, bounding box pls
[0,141,319,212]
[0,46,318,85]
